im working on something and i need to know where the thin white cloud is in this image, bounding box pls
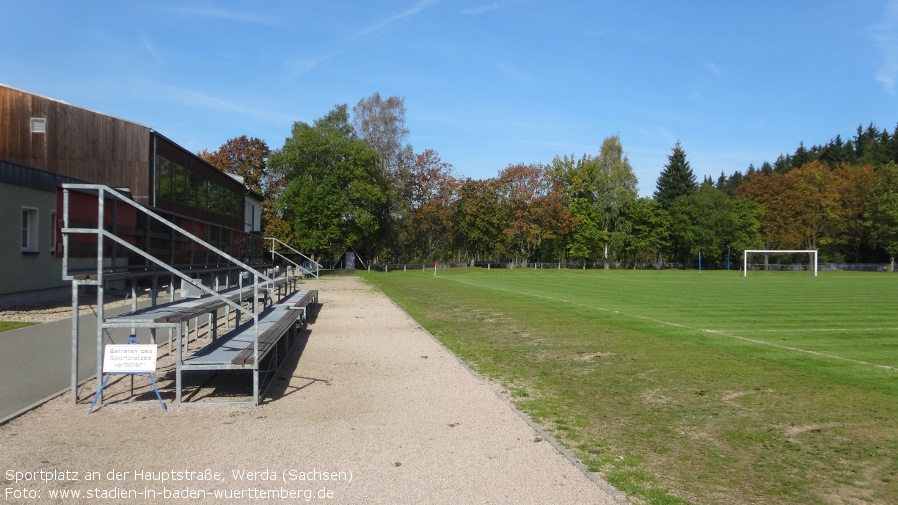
[870,0,898,94]
[462,3,503,15]
[633,125,678,148]
[285,52,339,76]
[495,60,534,84]
[148,83,295,124]
[282,44,354,80]
[285,57,318,75]
[140,3,281,27]
[140,33,165,67]
[358,0,440,36]
[704,61,724,76]
[461,0,531,16]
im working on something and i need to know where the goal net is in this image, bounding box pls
[743,250,818,277]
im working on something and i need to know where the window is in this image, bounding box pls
[246,202,256,231]
[22,207,39,253]
[50,211,57,254]
[173,163,187,204]
[156,155,173,200]
[30,117,46,134]
[154,153,245,220]
[187,170,198,207]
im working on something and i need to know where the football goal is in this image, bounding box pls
[743,250,818,277]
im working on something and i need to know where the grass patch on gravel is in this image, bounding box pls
[361,268,898,505]
[0,321,33,333]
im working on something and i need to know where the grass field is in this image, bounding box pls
[360,268,898,505]
[0,321,32,333]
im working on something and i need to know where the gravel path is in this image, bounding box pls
[0,276,624,504]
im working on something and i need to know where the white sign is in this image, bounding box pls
[103,345,158,373]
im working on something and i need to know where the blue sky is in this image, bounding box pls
[2,1,897,195]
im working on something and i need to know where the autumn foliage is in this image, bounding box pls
[736,161,874,256]
[203,95,898,267]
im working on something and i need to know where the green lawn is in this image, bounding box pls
[0,321,32,333]
[361,268,898,505]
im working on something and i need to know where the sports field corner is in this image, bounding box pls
[362,267,898,505]
[0,275,624,504]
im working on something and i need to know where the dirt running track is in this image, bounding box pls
[0,276,624,504]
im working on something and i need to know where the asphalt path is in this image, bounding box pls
[0,301,153,423]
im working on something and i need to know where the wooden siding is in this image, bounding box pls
[0,84,152,204]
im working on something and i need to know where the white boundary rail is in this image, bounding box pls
[743,249,818,277]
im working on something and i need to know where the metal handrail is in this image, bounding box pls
[266,237,321,290]
[65,228,255,318]
[62,184,274,283]
[266,237,322,268]
[62,183,275,406]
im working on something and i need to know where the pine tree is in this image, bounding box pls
[653,141,697,208]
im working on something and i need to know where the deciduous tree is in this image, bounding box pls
[620,197,670,267]
[553,153,605,263]
[865,162,898,270]
[669,184,761,265]
[352,92,410,176]
[198,135,271,195]
[269,105,386,260]
[407,149,458,260]
[499,163,571,263]
[737,161,842,254]
[832,163,874,262]
[453,178,507,262]
[553,136,638,265]
[596,135,639,266]
[352,92,414,262]
[736,171,792,249]
[198,136,285,237]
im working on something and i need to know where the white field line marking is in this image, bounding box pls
[736,327,898,333]
[701,329,898,371]
[439,276,898,372]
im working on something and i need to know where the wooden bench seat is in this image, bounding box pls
[106,280,288,327]
[253,275,298,306]
[153,284,260,324]
[293,290,318,323]
[294,289,318,308]
[181,290,313,368]
[230,308,302,366]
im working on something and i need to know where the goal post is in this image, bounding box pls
[743,250,818,277]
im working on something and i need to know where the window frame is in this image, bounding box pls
[21,207,39,254]
[50,210,57,254]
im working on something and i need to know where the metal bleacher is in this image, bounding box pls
[60,184,321,408]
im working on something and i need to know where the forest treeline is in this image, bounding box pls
[199,93,898,268]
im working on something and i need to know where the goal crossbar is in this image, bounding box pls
[743,249,818,277]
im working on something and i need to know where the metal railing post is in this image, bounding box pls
[95,188,105,408]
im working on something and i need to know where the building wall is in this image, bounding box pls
[0,181,66,299]
[0,85,261,305]
[1,85,247,230]
[0,84,153,205]
[245,193,263,233]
